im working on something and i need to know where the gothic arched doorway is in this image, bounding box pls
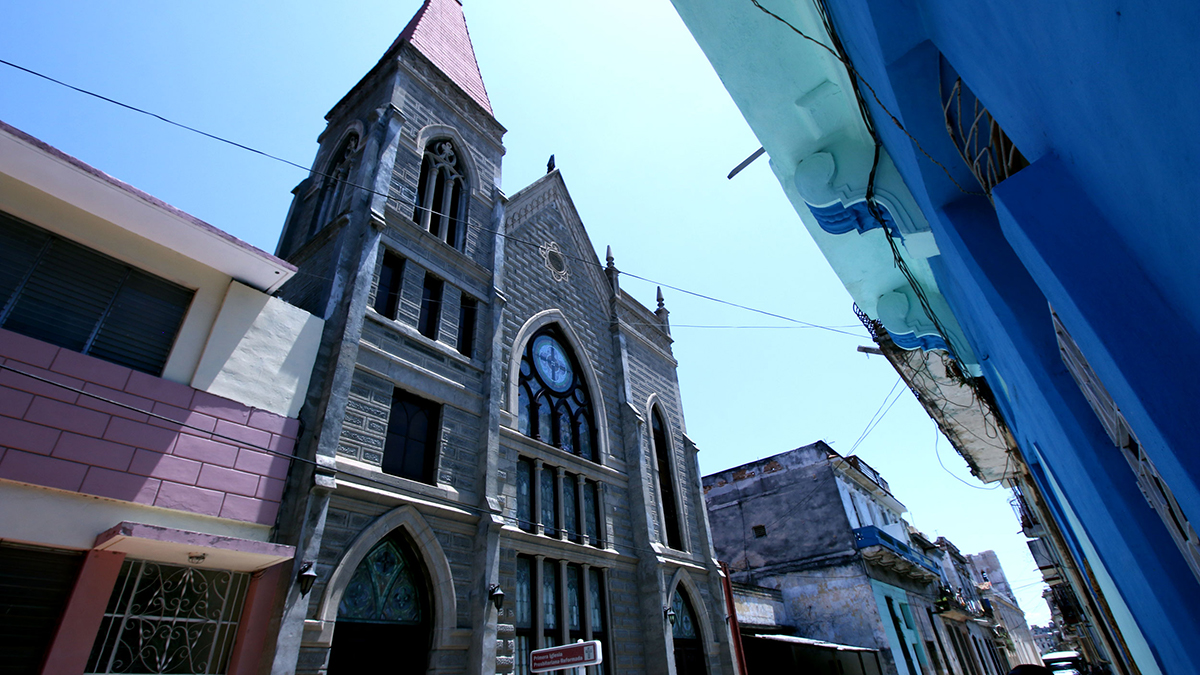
[328,530,432,674]
[671,587,707,675]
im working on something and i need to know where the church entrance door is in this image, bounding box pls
[327,532,432,674]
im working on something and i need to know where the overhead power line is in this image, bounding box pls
[0,57,868,340]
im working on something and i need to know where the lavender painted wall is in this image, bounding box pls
[0,328,297,527]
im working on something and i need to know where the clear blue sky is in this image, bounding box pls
[0,0,1049,625]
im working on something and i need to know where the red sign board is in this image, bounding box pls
[530,640,603,672]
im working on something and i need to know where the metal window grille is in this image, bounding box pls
[939,63,1028,199]
[1052,307,1200,584]
[86,560,249,674]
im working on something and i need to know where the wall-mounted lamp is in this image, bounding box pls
[664,606,676,625]
[488,584,505,612]
[297,561,318,596]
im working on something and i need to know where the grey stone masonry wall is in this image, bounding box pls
[271,13,736,673]
[500,178,625,469]
[620,316,691,550]
[276,220,338,318]
[385,46,504,271]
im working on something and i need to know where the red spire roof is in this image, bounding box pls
[393,0,492,115]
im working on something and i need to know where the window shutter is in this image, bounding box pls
[0,543,85,674]
[0,213,49,312]
[89,270,193,375]
[0,211,194,376]
[3,238,126,352]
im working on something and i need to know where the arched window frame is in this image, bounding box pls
[666,569,715,674]
[317,506,457,651]
[648,398,686,551]
[508,310,609,465]
[335,530,431,625]
[517,325,597,462]
[311,131,361,239]
[413,126,479,252]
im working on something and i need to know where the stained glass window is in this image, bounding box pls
[515,557,532,629]
[515,555,534,675]
[516,458,534,532]
[339,538,424,624]
[671,588,699,640]
[588,569,603,632]
[589,568,607,675]
[518,327,597,462]
[518,384,531,436]
[541,469,558,537]
[566,565,587,652]
[543,561,558,632]
[584,481,600,546]
[577,416,592,462]
[537,396,553,444]
[564,475,579,541]
[557,407,574,454]
[567,566,582,632]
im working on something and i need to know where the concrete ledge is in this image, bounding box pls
[94,520,294,571]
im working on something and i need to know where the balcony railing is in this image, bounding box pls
[934,584,986,621]
[854,526,941,579]
[1010,488,1046,538]
[1050,584,1084,626]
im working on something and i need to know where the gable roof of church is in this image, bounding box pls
[391,0,492,115]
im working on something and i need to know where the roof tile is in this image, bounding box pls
[393,0,492,114]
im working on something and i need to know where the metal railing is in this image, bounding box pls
[854,526,941,576]
[941,73,1028,198]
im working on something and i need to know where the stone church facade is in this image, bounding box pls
[266,2,737,674]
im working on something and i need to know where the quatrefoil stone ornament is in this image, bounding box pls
[539,241,569,282]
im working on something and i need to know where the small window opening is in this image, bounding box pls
[374,251,405,319]
[457,295,477,357]
[418,274,443,339]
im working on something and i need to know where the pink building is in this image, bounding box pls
[0,121,323,674]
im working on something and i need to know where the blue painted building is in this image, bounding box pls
[670,1,1200,674]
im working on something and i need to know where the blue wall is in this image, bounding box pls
[820,0,1200,672]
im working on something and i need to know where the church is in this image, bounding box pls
[267,1,738,673]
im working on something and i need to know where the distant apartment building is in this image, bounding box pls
[703,442,1037,675]
[967,551,1042,666]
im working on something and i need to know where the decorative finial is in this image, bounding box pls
[547,154,556,173]
[605,245,614,269]
[655,285,670,334]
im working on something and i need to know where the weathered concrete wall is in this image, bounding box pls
[703,442,857,573]
[732,582,787,628]
[193,281,324,417]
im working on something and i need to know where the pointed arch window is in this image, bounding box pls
[331,530,432,674]
[313,134,358,237]
[518,327,598,462]
[415,139,467,249]
[338,537,426,623]
[652,408,683,550]
[671,587,707,675]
